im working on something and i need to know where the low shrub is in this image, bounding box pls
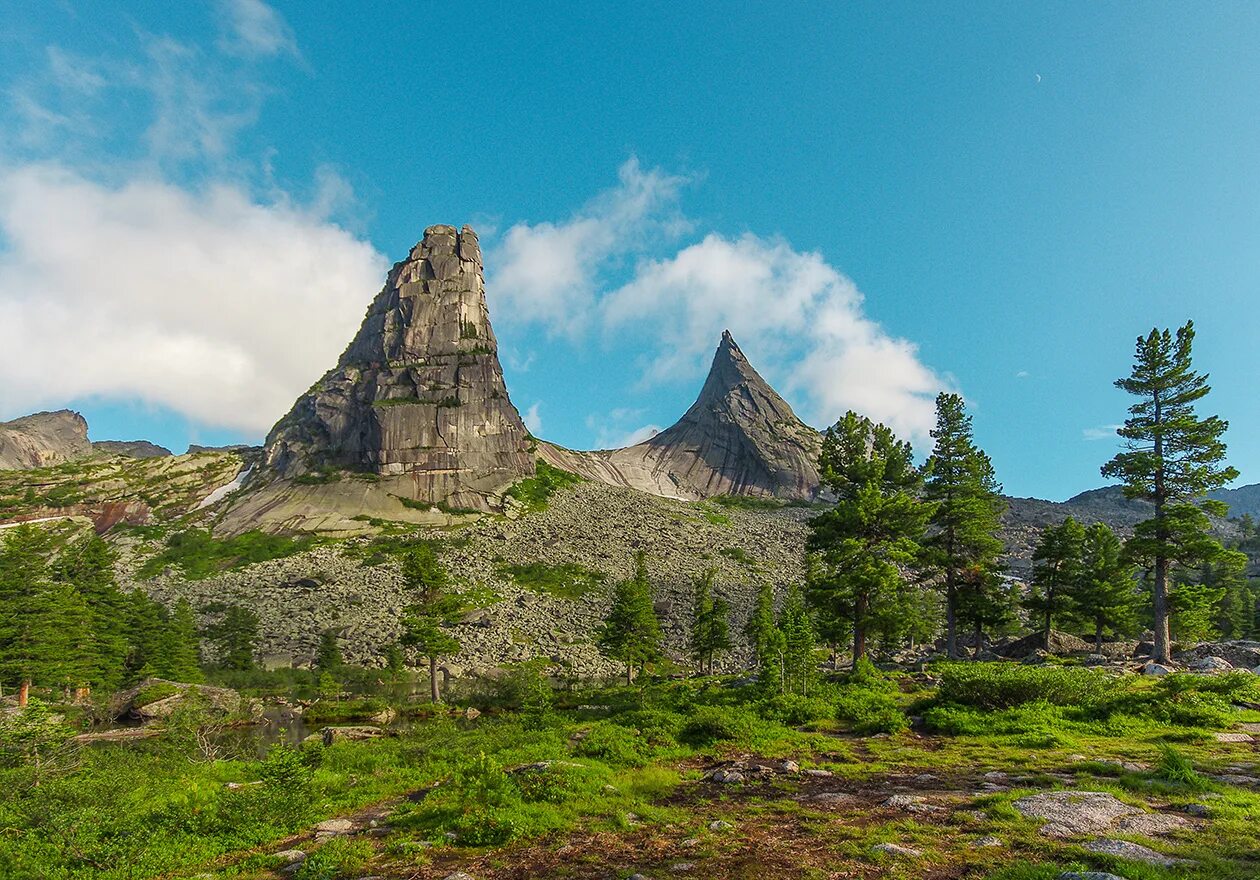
[833,689,908,734]
[505,460,582,512]
[499,562,605,600]
[758,693,836,726]
[610,708,684,745]
[935,662,1110,710]
[677,706,759,746]
[573,722,651,766]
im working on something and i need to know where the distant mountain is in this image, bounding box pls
[93,440,173,459]
[1209,483,1260,520]
[541,331,822,501]
[0,410,92,470]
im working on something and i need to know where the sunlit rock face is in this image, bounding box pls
[541,331,823,501]
[261,225,533,511]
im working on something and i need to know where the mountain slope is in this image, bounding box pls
[541,331,822,501]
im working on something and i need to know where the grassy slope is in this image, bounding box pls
[4,668,1260,880]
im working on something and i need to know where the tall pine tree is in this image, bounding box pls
[1026,518,1087,648]
[597,551,663,684]
[1066,522,1140,652]
[921,393,1006,658]
[689,569,732,675]
[744,582,785,687]
[1102,321,1238,663]
[806,412,929,667]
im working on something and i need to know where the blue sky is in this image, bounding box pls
[1,2,1258,501]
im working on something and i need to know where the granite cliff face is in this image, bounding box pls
[542,332,822,501]
[254,224,533,514]
[0,410,93,470]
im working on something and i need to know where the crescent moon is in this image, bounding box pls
[1035,74,1042,83]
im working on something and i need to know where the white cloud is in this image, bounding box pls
[489,161,948,443]
[0,164,387,433]
[216,0,300,59]
[585,408,662,449]
[604,233,946,442]
[1015,370,1030,379]
[1083,424,1122,441]
[522,402,543,435]
[488,157,690,336]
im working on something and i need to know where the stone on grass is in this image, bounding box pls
[809,791,854,804]
[708,769,744,784]
[1214,732,1255,743]
[273,850,305,865]
[313,818,354,835]
[1082,838,1183,866]
[1057,873,1129,880]
[321,725,385,746]
[1012,791,1141,837]
[1112,813,1193,836]
[708,820,734,831]
[443,874,476,880]
[802,768,833,778]
[872,842,922,857]
[1185,803,1211,817]
[883,794,940,814]
[1143,662,1173,676]
[972,836,1003,847]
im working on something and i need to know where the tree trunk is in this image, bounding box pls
[429,656,440,703]
[853,625,866,669]
[1043,594,1053,650]
[973,622,984,659]
[1095,621,1104,654]
[626,662,634,685]
[18,679,30,708]
[945,579,959,659]
[1152,395,1171,665]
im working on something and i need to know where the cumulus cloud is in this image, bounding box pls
[216,0,300,59]
[0,165,386,432]
[603,233,944,440]
[489,157,690,335]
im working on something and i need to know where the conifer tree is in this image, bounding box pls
[744,582,785,685]
[597,551,662,684]
[397,540,460,700]
[400,612,460,702]
[204,605,259,671]
[315,628,344,673]
[921,393,1006,658]
[52,533,128,691]
[159,599,203,682]
[1026,518,1087,648]
[778,584,816,696]
[689,569,732,675]
[1102,321,1239,663]
[1067,522,1140,652]
[956,569,1016,657]
[807,412,929,667]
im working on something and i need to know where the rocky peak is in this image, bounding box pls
[0,409,92,470]
[257,224,534,512]
[541,332,822,501]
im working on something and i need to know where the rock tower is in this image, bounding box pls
[261,225,534,511]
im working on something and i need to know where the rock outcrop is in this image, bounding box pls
[541,332,822,501]
[0,410,93,470]
[93,440,173,459]
[243,225,534,521]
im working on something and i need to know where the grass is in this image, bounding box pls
[499,561,606,599]
[137,528,319,579]
[505,459,582,513]
[4,665,1260,880]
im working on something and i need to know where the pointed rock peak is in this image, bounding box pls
[258,224,532,513]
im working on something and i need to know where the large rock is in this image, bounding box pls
[0,410,92,470]
[230,225,534,528]
[996,630,1093,658]
[541,331,822,501]
[1012,791,1142,837]
[110,678,249,721]
[1176,641,1260,670]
